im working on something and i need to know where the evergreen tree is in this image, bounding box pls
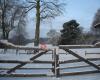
[60,20,82,45]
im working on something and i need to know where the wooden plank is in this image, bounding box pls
[85,53,100,55]
[0,51,52,54]
[30,50,48,60]
[0,45,52,51]
[0,64,100,70]
[60,64,100,70]
[0,67,52,70]
[0,70,99,77]
[59,45,100,49]
[0,60,53,64]
[0,58,99,64]
[7,50,48,74]
[60,70,100,76]
[0,60,25,63]
[63,48,100,70]
[0,73,48,77]
[60,58,100,64]
[7,62,26,74]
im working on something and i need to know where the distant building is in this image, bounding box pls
[94,23,100,36]
[94,23,100,42]
[94,23,100,28]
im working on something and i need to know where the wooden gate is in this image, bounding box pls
[0,45,100,77]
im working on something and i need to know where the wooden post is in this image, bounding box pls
[54,47,60,77]
[56,54,60,77]
[52,49,55,73]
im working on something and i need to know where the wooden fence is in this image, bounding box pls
[0,45,100,77]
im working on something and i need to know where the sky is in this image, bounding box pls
[26,0,100,38]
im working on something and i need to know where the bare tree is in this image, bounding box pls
[0,0,28,39]
[9,8,29,45]
[27,0,65,46]
[15,8,27,37]
[0,0,8,39]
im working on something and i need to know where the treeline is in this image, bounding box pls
[59,20,99,45]
[0,0,65,45]
[0,0,31,45]
[0,0,100,45]
[47,8,100,45]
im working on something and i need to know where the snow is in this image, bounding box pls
[94,42,100,47]
[0,40,16,47]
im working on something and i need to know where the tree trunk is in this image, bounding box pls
[34,0,40,46]
[1,10,6,39]
[5,31,9,39]
[1,0,6,39]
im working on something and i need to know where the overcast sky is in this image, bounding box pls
[26,0,100,38]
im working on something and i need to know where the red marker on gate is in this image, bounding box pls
[40,42,47,50]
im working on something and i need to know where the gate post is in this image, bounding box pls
[52,49,55,73]
[55,47,60,77]
[51,47,60,77]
